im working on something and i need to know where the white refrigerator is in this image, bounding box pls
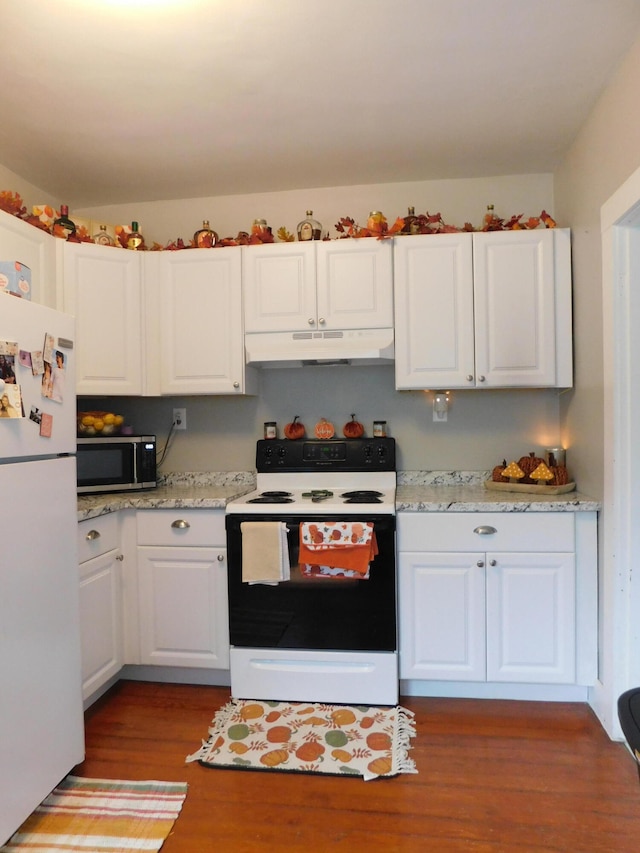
[0,296,84,844]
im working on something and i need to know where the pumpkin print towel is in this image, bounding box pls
[299,521,378,576]
[187,698,417,781]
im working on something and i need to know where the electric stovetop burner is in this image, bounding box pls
[341,490,384,504]
[248,491,294,504]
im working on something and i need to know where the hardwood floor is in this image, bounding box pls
[73,680,640,852]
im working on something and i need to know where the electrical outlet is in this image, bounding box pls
[173,408,187,430]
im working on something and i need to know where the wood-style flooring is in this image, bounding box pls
[72,680,640,852]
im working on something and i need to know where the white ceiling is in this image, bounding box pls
[2,0,640,208]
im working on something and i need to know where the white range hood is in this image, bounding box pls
[245,328,394,368]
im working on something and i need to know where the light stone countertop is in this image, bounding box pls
[77,470,601,521]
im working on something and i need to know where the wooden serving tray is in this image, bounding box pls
[484,480,576,495]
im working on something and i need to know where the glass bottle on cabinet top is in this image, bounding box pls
[52,205,76,239]
[126,221,145,250]
[297,210,322,241]
[93,224,115,246]
[401,206,418,235]
[193,220,218,248]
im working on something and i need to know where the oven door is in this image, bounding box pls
[225,513,396,653]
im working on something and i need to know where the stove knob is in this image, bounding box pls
[278,445,286,456]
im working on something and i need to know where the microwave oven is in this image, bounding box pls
[77,435,157,494]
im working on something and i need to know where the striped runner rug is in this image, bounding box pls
[1,776,188,852]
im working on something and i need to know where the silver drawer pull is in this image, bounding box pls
[85,529,101,541]
[473,525,497,535]
[477,560,484,568]
[171,519,190,529]
[217,554,224,562]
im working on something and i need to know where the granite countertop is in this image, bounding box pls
[396,471,600,512]
[77,471,601,521]
[77,472,255,521]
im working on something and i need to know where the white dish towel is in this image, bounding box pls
[240,521,290,584]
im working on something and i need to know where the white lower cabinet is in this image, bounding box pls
[136,510,229,669]
[77,514,123,700]
[398,512,588,686]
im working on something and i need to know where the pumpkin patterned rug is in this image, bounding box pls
[186,698,417,781]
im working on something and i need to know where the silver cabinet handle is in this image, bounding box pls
[116,554,124,561]
[478,375,486,382]
[217,554,224,562]
[477,559,485,568]
[318,317,325,325]
[85,529,101,541]
[466,374,474,382]
[473,525,497,535]
[308,318,315,325]
[171,519,190,529]
[489,559,497,566]
[233,381,240,388]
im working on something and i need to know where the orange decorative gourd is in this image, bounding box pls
[551,465,569,486]
[343,413,364,439]
[266,725,292,743]
[260,749,290,767]
[366,731,392,750]
[314,418,335,439]
[367,755,393,776]
[492,460,508,482]
[240,703,265,721]
[331,748,353,763]
[331,708,357,727]
[518,452,545,484]
[295,741,326,762]
[283,415,305,440]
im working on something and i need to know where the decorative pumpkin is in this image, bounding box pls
[229,741,250,755]
[359,716,375,729]
[331,748,353,763]
[492,460,508,482]
[265,711,281,723]
[331,708,357,727]
[518,452,545,484]
[314,418,335,439]
[551,465,570,486]
[367,756,393,776]
[366,731,392,751]
[240,702,265,721]
[266,725,293,743]
[295,740,326,762]
[260,749,290,767]
[283,415,305,440]
[343,413,364,439]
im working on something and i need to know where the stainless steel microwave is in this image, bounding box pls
[77,435,157,494]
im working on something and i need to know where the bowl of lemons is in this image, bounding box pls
[77,410,125,437]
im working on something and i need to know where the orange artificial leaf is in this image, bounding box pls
[277,226,294,242]
[0,190,26,217]
[540,210,557,228]
[524,217,541,229]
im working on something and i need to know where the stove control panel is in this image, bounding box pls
[256,437,395,472]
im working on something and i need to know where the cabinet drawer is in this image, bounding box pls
[397,512,575,552]
[137,509,225,547]
[78,513,119,563]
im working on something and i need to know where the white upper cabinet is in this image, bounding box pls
[394,229,572,389]
[315,239,394,329]
[243,239,394,333]
[243,242,316,333]
[61,241,144,396]
[0,209,57,307]
[146,248,256,396]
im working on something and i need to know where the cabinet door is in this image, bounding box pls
[399,551,486,681]
[137,545,229,669]
[316,239,393,329]
[243,242,316,332]
[394,234,475,389]
[62,242,143,395]
[486,552,576,683]
[0,209,57,307]
[79,549,123,700]
[156,248,249,394]
[473,230,557,387]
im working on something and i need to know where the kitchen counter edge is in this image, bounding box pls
[77,478,601,521]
